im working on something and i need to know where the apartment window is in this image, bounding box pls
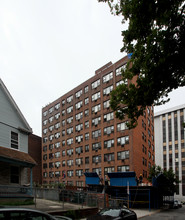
[49,153,54,159]
[103,100,110,109]
[148,151,151,159]
[55,152,60,158]
[85,97,89,105]
[84,86,89,93]
[117,121,128,132]
[62,150,65,156]
[104,125,114,135]
[84,109,89,116]
[76,135,83,143]
[92,142,101,151]
[67,127,73,135]
[76,169,83,177]
[49,144,54,150]
[43,172,47,178]
[49,106,54,114]
[43,110,48,117]
[117,151,129,160]
[75,101,83,110]
[55,122,60,129]
[43,154,47,161]
[62,110,65,116]
[85,157,89,164]
[116,64,126,76]
[67,95,73,103]
[75,112,83,121]
[67,170,74,177]
[62,140,65,146]
[116,80,128,87]
[55,112,60,120]
[55,103,60,110]
[92,129,101,139]
[62,99,65,106]
[92,116,101,127]
[62,160,65,167]
[10,166,19,184]
[55,142,60,149]
[104,153,114,162]
[43,163,47,169]
[49,125,54,132]
[76,146,83,154]
[43,119,48,126]
[49,134,54,141]
[92,168,101,175]
[92,104,101,114]
[67,116,73,124]
[67,148,73,156]
[67,106,73,114]
[75,89,82,99]
[117,165,129,172]
[104,167,115,175]
[76,123,83,132]
[85,121,89,129]
[76,158,83,166]
[117,136,129,146]
[103,85,113,96]
[92,92,100,102]
[67,138,73,146]
[49,171,54,178]
[104,112,114,122]
[49,116,54,123]
[148,140,151,148]
[55,171,60,177]
[92,155,101,164]
[43,137,48,143]
[62,120,65,126]
[55,132,60,139]
[67,160,73,167]
[43,128,48,135]
[103,72,113,83]
[92,79,100,89]
[43,145,47,152]
[85,145,89,152]
[49,162,54,168]
[85,133,89,140]
[104,139,114,148]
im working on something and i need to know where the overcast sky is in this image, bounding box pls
[1,0,184,136]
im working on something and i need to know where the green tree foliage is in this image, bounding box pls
[148,165,179,194]
[99,0,185,128]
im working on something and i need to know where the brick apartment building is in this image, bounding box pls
[41,55,155,187]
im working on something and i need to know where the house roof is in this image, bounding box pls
[0,146,37,168]
[0,78,32,133]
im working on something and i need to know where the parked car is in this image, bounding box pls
[87,207,137,220]
[173,200,179,209]
[0,207,61,220]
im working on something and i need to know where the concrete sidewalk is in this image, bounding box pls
[19,198,159,219]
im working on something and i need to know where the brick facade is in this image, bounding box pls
[41,55,155,186]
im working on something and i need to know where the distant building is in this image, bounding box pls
[154,104,185,200]
[42,55,155,187]
[0,78,36,189]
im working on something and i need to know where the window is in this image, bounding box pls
[67,148,73,156]
[85,121,89,129]
[49,106,54,114]
[92,155,101,164]
[104,125,114,135]
[85,97,89,105]
[62,150,65,156]
[92,104,101,114]
[55,132,60,139]
[76,146,83,154]
[117,165,129,172]
[92,116,101,126]
[43,145,47,152]
[55,103,60,110]
[62,99,65,105]
[116,64,126,76]
[67,105,73,114]
[117,136,129,146]
[49,116,54,123]
[75,135,83,143]
[117,151,129,160]
[103,100,110,109]
[55,142,60,149]
[55,122,60,129]
[62,109,65,116]
[117,121,128,132]
[92,129,101,139]
[76,123,83,132]
[55,112,60,119]
[62,160,65,167]
[55,151,60,158]
[43,137,48,143]
[92,92,100,102]
[85,133,89,140]
[92,79,100,89]
[49,171,54,177]
[62,120,65,126]
[84,86,89,93]
[49,134,54,141]
[43,119,47,126]
[103,72,113,83]
[92,168,101,175]
[49,144,54,150]
[62,140,65,146]
[10,166,19,184]
[43,110,48,117]
[85,157,89,164]
[103,85,113,96]
[104,167,115,174]
[76,158,83,165]
[104,139,114,148]
[76,169,83,176]
[49,125,54,131]
[11,131,18,149]
[67,138,73,146]
[85,145,89,152]
[84,109,89,116]
[67,127,73,134]
[43,128,48,134]
[67,160,73,167]
[104,153,114,162]
[67,116,73,124]
[75,101,83,110]
[92,142,101,151]
[75,112,83,121]
[67,95,73,103]
[43,154,47,160]
[67,170,74,177]
[104,112,114,122]
[75,89,82,99]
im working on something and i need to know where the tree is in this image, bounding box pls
[148,165,179,194]
[99,0,185,128]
